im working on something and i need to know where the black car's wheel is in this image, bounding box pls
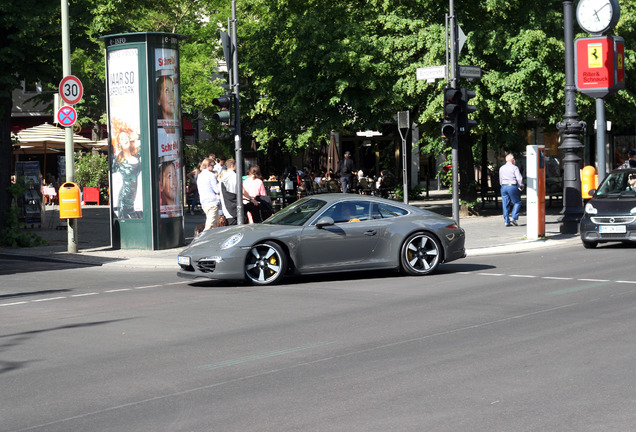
[245,241,287,285]
[400,232,442,276]
[582,240,598,249]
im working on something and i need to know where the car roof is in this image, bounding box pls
[298,193,414,208]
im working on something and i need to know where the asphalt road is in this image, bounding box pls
[2,243,636,431]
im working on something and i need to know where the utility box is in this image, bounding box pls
[526,145,545,240]
[101,32,186,250]
[59,182,82,219]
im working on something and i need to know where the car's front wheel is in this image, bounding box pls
[582,240,598,249]
[400,232,441,276]
[245,241,287,285]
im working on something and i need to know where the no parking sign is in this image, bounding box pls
[57,106,77,128]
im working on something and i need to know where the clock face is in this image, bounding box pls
[576,0,620,34]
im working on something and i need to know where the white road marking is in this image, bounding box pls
[1,273,635,309]
[32,297,66,302]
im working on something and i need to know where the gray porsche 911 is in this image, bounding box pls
[177,194,465,285]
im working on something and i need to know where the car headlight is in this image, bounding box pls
[631,207,636,215]
[221,233,243,250]
[585,202,597,214]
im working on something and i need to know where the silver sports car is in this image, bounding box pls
[177,194,465,285]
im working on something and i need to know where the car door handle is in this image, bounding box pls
[364,230,377,236]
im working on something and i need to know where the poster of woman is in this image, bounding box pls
[107,48,143,219]
[111,118,142,219]
[156,47,182,218]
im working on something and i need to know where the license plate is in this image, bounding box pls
[178,256,191,266]
[599,225,626,233]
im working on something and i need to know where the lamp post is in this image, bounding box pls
[556,0,585,234]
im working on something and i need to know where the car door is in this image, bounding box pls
[298,200,380,271]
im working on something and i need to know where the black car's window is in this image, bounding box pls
[597,170,636,196]
[265,198,326,226]
[372,202,408,219]
[322,201,372,223]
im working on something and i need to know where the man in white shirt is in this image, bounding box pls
[220,159,238,225]
[197,158,220,230]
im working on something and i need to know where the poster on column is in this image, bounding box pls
[108,48,143,219]
[155,47,182,218]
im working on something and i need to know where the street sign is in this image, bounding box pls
[57,106,78,127]
[416,66,446,82]
[575,36,625,98]
[59,75,83,105]
[459,65,482,79]
[458,25,466,56]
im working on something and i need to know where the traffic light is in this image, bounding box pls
[212,94,233,128]
[441,87,462,139]
[458,87,477,134]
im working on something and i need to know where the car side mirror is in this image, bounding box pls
[316,216,335,229]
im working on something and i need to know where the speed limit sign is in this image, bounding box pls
[59,75,83,105]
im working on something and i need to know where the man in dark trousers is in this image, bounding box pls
[338,151,355,193]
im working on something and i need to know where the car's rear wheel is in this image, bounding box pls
[400,232,441,276]
[582,240,598,249]
[245,241,287,285]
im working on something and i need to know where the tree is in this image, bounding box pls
[0,0,62,228]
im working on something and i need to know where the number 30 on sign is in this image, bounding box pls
[59,75,83,105]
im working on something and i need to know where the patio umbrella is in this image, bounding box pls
[15,123,99,150]
[14,123,102,175]
[326,133,340,174]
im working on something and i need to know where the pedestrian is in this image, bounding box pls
[618,149,636,169]
[220,159,258,225]
[197,157,220,231]
[337,150,355,193]
[215,156,226,175]
[243,165,272,222]
[499,154,524,227]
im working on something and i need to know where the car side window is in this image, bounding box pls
[325,201,371,223]
[372,203,408,219]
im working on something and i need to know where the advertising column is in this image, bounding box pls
[102,32,186,250]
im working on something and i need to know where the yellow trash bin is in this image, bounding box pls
[581,166,598,199]
[59,182,82,219]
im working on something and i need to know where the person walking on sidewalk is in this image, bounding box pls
[499,154,524,227]
[197,157,220,231]
[338,151,356,193]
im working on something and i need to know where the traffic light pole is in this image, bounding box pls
[230,0,244,225]
[448,0,460,225]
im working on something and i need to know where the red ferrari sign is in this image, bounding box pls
[575,36,626,98]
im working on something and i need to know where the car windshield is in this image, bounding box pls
[596,169,636,196]
[264,198,327,226]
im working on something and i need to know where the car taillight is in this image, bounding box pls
[445,223,460,229]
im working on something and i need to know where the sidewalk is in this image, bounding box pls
[0,190,580,269]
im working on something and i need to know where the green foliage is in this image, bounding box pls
[394,184,425,201]
[0,181,47,248]
[74,151,109,188]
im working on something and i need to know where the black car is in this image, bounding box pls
[580,168,636,249]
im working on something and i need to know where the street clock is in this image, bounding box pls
[576,0,620,35]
